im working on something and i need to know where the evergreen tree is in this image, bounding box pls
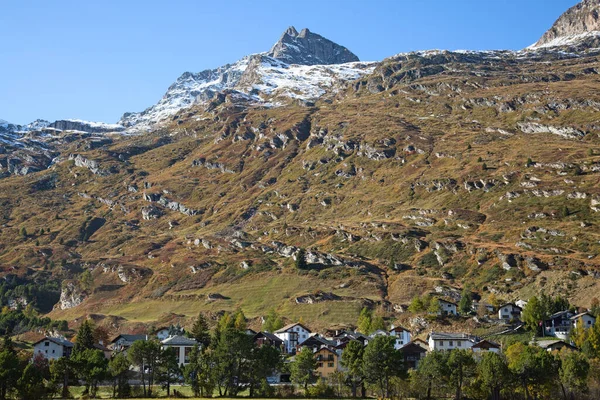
[72,349,108,397]
[357,307,372,334]
[295,248,307,270]
[362,335,404,398]
[73,319,96,353]
[0,342,20,400]
[157,347,181,397]
[340,340,365,397]
[17,364,47,400]
[447,349,476,400]
[108,352,130,398]
[458,287,472,315]
[290,346,317,394]
[558,350,589,400]
[190,313,211,348]
[478,352,511,400]
[50,357,72,399]
[262,309,284,333]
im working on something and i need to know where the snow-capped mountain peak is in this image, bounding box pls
[119,27,366,131]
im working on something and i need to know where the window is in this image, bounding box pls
[449,341,453,346]
[439,341,444,346]
[52,350,55,353]
[328,362,334,368]
[457,341,461,347]
[318,363,323,368]
[44,342,49,347]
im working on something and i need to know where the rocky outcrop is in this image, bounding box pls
[49,119,124,134]
[268,26,359,66]
[143,192,202,216]
[531,0,600,49]
[517,122,585,139]
[68,154,112,176]
[58,283,85,310]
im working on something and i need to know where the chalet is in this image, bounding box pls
[498,303,522,321]
[274,323,311,354]
[570,312,596,329]
[389,326,411,349]
[333,331,369,346]
[427,332,476,351]
[300,334,335,352]
[314,347,340,378]
[544,311,574,339]
[438,299,458,316]
[534,339,577,352]
[253,331,284,349]
[33,337,73,361]
[110,334,148,352]
[401,340,428,370]
[471,340,501,354]
[161,335,197,366]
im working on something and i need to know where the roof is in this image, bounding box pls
[546,310,572,320]
[472,339,501,349]
[110,334,148,344]
[428,332,477,341]
[401,341,428,352]
[570,312,595,321]
[254,331,284,343]
[499,303,522,310]
[33,336,74,348]
[534,339,577,350]
[274,322,311,334]
[438,299,458,306]
[161,335,197,346]
[390,326,410,333]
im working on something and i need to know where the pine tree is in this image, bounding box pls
[295,248,307,270]
[74,320,96,353]
[190,313,211,348]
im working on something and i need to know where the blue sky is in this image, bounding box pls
[1,0,578,124]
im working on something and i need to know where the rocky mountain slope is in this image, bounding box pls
[530,0,600,49]
[3,1,600,332]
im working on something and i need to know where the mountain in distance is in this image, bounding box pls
[3,1,600,333]
[530,0,600,49]
[119,26,372,130]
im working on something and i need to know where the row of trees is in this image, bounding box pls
[335,339,592,400]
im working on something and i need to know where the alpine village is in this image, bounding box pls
[3,1,600,399]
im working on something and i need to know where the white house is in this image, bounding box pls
[570,312,596,329]
[274,323,311,353]
[427,332,476,351]
[498,303,522,321]
[438,299,458,316]
[389,326,411,349]
[161,335,198,366]
[33,337,73,361]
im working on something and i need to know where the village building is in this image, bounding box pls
[498,303,523,321]
[161,335,197,366]
[314,346,340,378]
[401,340,428,369]
[544,311,574,339]
[427,332,476,351]
[110,334,148,352]
[570,312,596,329]
[472,339,501,354]
[438,299,458,316]
[33,337,73,361]
[389,326,411,349]
[253,331,284,349]
[534,339,577,352]
[274,323,311,354]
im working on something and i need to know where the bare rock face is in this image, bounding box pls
[267,26,359,65]
[532,0,600,49]
[58,283,85,310]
